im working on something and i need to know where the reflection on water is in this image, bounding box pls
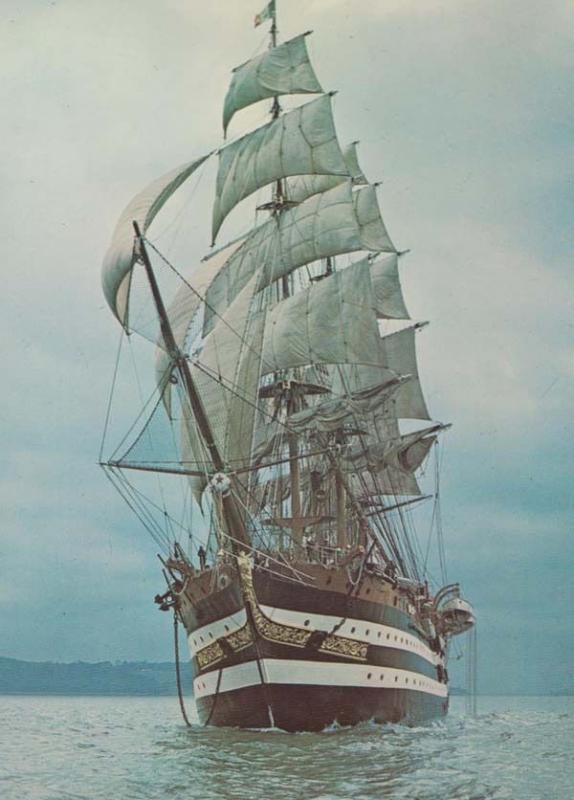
[1,696,572,799]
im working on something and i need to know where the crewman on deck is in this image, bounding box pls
[198,545,207,570]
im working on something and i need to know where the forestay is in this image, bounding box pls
[223,33,322,134]
[212,94,350,242]
[102,155,210,327]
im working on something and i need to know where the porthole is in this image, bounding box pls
[351,626,356,633]
[224,625,229,632]
[200,636,204,643]
[209,632,213,639]
[380,674,384,681]
[394,676,398,683]
[304,619,310,627]
[365,629,370,636]
[377,632,381,639]
[386,633,390,640]
[367,673,372,680]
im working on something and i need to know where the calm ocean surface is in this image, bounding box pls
[1,695,572,799]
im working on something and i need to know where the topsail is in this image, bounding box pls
[212,94,349,242]
[223,32,322,134]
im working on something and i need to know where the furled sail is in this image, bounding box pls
[223,32,322,134]
[287,377,408,434]
[286,140,367,204]
[252,377,408,464]
[204,180,396,333]
[102,155,210,327]
[259,254,408,375]
[343,425,442,473]
[212,94,350,242]
[347,427,439,497]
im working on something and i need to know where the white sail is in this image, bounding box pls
[354,185,395,252]
[155,239,246,416]
[223,33,322,134]
[381,327,430,420]
[102,155,210,327]
[189,277,263,465]
[204,180,395,334]
[212,94,349,242]
[336,327,430,421]
[259,255,408,375]
[287,141,367,204]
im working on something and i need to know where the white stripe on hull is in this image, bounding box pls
[193,659,448,699]
[187,609,247,656]
[188,605,440,666]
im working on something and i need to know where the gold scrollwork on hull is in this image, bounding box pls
[195,554,368,672]
[195,620,255,669]
[237,553,368,662]
[196,640,225,670]
[227,623,254,651]
[318,633,367,661]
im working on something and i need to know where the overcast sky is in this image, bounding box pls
[2,0,573,694]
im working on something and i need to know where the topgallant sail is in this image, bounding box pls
[100,2,475,730]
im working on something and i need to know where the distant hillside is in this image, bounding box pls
[0,656,193,696]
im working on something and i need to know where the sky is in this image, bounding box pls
[1,0,573,695]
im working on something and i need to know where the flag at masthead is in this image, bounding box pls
[254,0,276,27]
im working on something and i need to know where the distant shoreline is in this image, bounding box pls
[1,657,571,697]
[0,655,192,697]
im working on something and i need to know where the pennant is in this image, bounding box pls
[254,0,275,27]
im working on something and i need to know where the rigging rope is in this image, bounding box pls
[99,325,126,463]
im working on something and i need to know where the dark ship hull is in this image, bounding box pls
[177,557,449,732]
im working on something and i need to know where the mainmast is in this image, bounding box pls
[132,221,250,549]
[264,0,304,545]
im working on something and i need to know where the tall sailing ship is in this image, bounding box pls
[100,1,475,731]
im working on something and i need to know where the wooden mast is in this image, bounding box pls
[132,221,250,548]
[267,3,302,548]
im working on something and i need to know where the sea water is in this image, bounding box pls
[0,695,572,799]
